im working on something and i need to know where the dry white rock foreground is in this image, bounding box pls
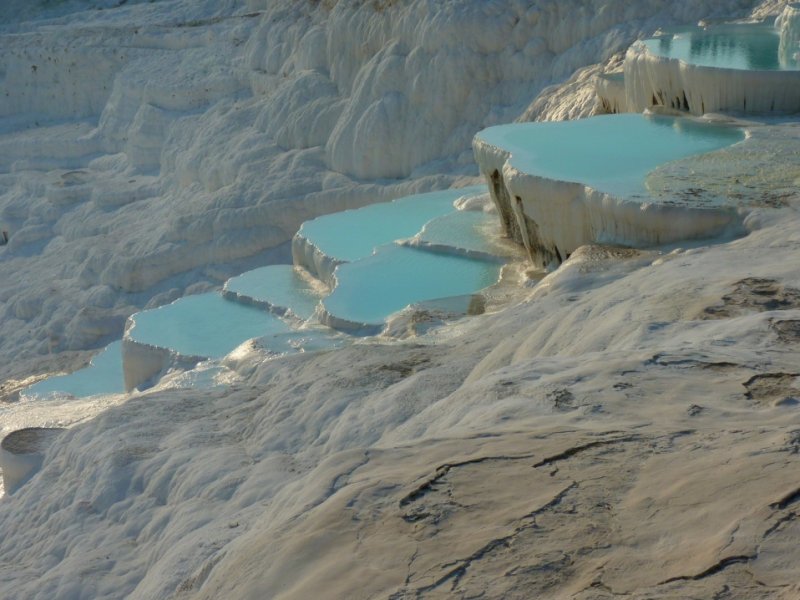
[1,206,799,599]
[2,0,800,598]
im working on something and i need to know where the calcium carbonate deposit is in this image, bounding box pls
[2,1,800,599]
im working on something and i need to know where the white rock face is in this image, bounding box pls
[291,231,342,288]
[473,128,745,268]
[623,39,800,115]
[594,71,628,114]
[3,1,800,598]
[120,335,200,393]
[777,2,800,64]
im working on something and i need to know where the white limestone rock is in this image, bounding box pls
[0,427,63,495]
[623,39,800,115]
[777,3,800,64]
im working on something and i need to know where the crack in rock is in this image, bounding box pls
[399,453,537,508]
[408,482,577,596]
[581,579,633,598]
[657,555,756,585]
[762,512,796,539]
[644,353,739,371]
[770,486,800,510]
[703,278,800,319]
[532,436,640,469]
[519,482,578,525]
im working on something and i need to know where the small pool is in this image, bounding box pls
[416,209,505,258]
[128,293,290,358]
[476,114,744,198]
[22,341,125,399]
[644,23,800,71]
[224,265,324,321]
[296,186,485,262]
[323,245,501,326]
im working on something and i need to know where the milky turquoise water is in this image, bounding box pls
[128,293,290,358]
[297,186,485,262]
[324,245,501,326]
[25,185,507,396]
[224,265,323,321]
[417,210,502,257]
[22,341,125,399]
[644,23,799,71]
[477,114,744,198]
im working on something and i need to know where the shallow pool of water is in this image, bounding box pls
[477,114,744,198]
[224,265,324,321]
[22,341,125,399]
[128,293,290,358]
[416,210,505,258]
[297,186,485,262]
[644,23,799,71]
[324,245,501,326]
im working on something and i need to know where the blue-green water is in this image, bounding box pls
[297,187,485,262]
[23,341,125,399]
[324,245,501,326]
[644,23,799,71]
[128,293,290,358]
[224,265,323,320]
[476,114,744,197]
[418,210,501,257]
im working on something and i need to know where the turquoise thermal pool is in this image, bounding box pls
[23,341,125,399]
[128,293,290,358]
[224,265,323,321]
[323,245,501,326]
[297,186,485,262]
[25,185,508,396]
[476,114,744,198]
[644,23,800,71]
[416,210,504,258]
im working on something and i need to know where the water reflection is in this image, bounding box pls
[646,24,799,71]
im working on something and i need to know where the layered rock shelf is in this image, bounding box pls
[320,244,503,334]
[4,2,800,598]
[474,113,746,267]
[22,186,513,396]
[291,188,484,285]
[599,9,800,115]
[222,265,326,323]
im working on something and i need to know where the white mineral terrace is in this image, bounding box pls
[320,244,503,334]
[473,113,750,267]
[23,184,513,396]
[3,2,800,598]
[607,11,800,115]
[222,265,326,322]
[291,188,485,286]
[777,2,800,63]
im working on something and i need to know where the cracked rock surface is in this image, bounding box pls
[3,2,800,598]
[5,197,800,600]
